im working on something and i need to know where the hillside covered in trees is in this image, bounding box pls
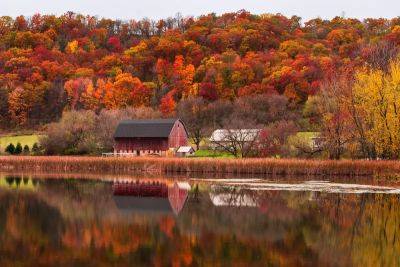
[1,10,400,129]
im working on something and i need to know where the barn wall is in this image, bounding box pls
[168,120,188,148]
[114,137,169,154]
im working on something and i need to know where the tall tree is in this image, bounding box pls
[177,97,210,150]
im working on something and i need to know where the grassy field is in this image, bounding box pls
[194,149,235,158]
[0,135,41,151]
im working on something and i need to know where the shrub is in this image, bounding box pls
[23,145,30,154]
[32,143,40,154]
[5,143,15,154]
[14,143,22,154]
[256,120,298,157]
[40,110,99,155]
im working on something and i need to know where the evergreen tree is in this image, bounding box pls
[5,143,15,154]
[23,145,30,154]
[32,142,40,154]
[14,142,22,154]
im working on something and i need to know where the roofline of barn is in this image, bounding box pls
[113,118,189,138]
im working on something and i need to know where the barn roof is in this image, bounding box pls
[114,119,184,138]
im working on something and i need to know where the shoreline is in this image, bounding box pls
[0,156,399,178]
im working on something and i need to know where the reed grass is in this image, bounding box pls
[0,156,400,177]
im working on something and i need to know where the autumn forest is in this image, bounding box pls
[2,11,400,158]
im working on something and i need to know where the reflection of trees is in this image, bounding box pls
[350,195,400,267]
[1,176,39,190]
[297,193,400,266]
[0,177,400,266]
[0,191,65,265]
[5,177,13,185]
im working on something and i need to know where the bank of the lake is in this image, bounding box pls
[0,156,400,177]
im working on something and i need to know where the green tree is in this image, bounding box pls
[23,145,30,154]
[14,142,23,154]
[5,143,15,154]
[32,142,40,154]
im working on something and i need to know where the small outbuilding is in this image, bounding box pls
[113,119,188,156]
[176,146,195,157]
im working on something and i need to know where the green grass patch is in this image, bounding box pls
[194,149,235,158]
[0,135,42,151]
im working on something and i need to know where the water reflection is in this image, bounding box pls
[112,180,190,215]
[0,176,39,190]
[210,185,258,207]
[0,174,399,266]
[204,179,400,194]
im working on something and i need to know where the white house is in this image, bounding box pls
[209,129,262,150]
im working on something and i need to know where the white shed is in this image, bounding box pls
[176,146,195,157]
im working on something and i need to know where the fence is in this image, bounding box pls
[102,152,137,157]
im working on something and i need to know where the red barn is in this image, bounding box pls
[113,119,188,156]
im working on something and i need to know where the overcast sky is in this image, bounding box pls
[2,0,400,21]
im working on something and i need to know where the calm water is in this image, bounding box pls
[0,174,400,267]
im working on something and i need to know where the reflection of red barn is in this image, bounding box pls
[112,181,190,215]
[168,182,190,215]
[113,181,168,197]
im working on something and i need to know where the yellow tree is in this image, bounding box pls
[353,59,400,158]
[65,40,79,54]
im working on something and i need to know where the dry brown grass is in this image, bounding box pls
[0,156,400,177]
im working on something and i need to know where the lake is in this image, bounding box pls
[0,173,399,266]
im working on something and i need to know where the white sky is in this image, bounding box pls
[2,0,400,22]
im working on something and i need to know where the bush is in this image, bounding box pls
[256,120,298,157]
[40,110,98,155]
[23,145,30,154]
[14,143,22,154]
[32,143,40,154]
[5,143,15,154]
